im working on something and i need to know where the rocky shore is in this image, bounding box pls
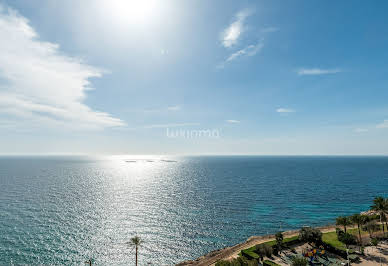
[177,224,339,266]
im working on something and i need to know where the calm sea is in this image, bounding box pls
[1,156,388,265]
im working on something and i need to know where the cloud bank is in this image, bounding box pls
[0,6,124,130]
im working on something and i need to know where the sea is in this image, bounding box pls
[1,155,388,265]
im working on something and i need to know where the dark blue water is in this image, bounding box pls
[1,156,388,265]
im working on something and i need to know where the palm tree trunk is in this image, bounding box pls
[135,246,138,266]
[385,220,388,237]
[381,214,385,236]
[344,225,347,233]
[358,224,362,245]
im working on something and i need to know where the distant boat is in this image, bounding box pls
[161,159,177,163]
[125,160,137,163]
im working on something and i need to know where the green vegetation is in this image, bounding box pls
[298,227,322,245]
[322,231,348,251]
[128,236,143,266]
[275,232,283,253]
[291,256,308,266]
[283,235,299,244]
[235,197,388,266]
[240,235,299,259]
[241,249,260,259]
[254,243,273,260]
[350,213,369,244]
[336,216,352,232]
[371,196,388,236]
[336,229,357,247]
[263,260,280,266]
[371,238,379,246]
[363,221,380,238]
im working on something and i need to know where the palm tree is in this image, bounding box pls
[363,221,380,238]
[129,236,143,266]
[381,209,388,235]
[336,216,352,232]
[350,214,368,246]
[371,196,388,236]
[275,231,284,253]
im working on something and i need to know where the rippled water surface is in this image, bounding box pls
[1,156,388,265]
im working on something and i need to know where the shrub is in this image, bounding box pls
[215,260,231,266]
[263,260,281,266]
[272,245,279,256]
[299,227,322,245]
[255,243,273,259]
[275,232,283,250]
[291,256,308,266]
[335,228,343,236]
[321,241,354,259]
[241,249,260,260]
[337,231,357,246]
[371,238,379,246]
[283,236,302,247]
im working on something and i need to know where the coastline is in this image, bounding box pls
[176,224,345,266]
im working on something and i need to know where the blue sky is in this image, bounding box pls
[1,0,388,155]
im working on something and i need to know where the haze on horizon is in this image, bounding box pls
[1,0,388,155]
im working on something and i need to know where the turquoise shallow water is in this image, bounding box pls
[1,156,388,265]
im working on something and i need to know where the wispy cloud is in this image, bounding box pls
[297,68,342,76]
[218,41,264,68]
[226,119,240,123]
[167,105,181,111]
[0,5,124,130]
[226,41,264,62]
[276,108,295,113]
[221,9,253,48]
[376,120,388,129]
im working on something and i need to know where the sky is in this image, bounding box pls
[1,0,388,155]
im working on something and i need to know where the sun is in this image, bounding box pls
[106,0,160,27]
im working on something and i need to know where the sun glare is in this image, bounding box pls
[106,0,160,27]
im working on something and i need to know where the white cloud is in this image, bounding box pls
[221,9,253,48]
[226,120,240,123]
[167,105,181,111]
[0,6,124,130]
[297,68,342,76]
[226,41,264,62]
[276,108,295,113]
[376,120,388,129]
[218,41,264,68]
[354,128,368,133]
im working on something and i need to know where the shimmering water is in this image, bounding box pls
[1,156,388,265]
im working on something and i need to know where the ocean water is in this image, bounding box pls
[1,156,388,265]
